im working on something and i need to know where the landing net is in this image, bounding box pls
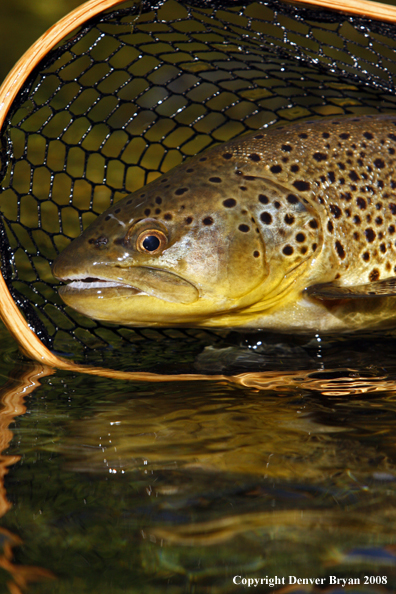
[1,0,396,362]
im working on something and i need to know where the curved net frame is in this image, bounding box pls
[1,0,396,369]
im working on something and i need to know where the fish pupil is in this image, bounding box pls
[142,235,160,251]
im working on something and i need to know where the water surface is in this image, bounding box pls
[0,328,396,592]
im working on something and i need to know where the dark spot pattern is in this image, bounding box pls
[293,180,310,192]
[249,154,260,162]
[369,269,380,282]
[209,177,222,183]
[223,198,237,208]
[238,224,250,232]
[258,194,269,204]
[260,212,272,225]
[335,241,345,259]
[364,228,376,242]
[313,152,328,162]
[203,217,213,226]
[283,245,294,255]
[270,165,282,174]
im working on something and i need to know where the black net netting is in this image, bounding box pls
[1,0,396,364]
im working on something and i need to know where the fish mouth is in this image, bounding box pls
[56,267,199,304]
[61,278,142,294]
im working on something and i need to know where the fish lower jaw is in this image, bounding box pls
[59,277,144,295]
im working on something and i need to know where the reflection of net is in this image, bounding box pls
[1,0,396,353]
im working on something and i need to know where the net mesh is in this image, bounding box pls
[1,0,396,358]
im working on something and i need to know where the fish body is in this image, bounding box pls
[52,115,396,333]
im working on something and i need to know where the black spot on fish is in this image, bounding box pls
[293,181,310,192]
[374,158,385,169]
[253,251,260,258]
[389,148,395,155]
[312,243,318,251]
[337,162,346,170]
[156,197,162,204]
[249,154,261,162]
[375,216,383,225]
[287,194,299,205]
[301,246,308,255]
[299,133,308,139]
[115,208,121,214]
[369,269,380,282]
[353,215,361,225]
[126,199,133,205]
[222,153,233,159]
[335,241,345,259]
[164,213,172,221]
[283,245,294,255]
[270,165,282,174]
[175,188,188,195]
[296,233,305,243]
[186,168,194,173]
[223,198,237,208]
[239,224,250,232]
[209,177,222,183]
[363,132,373,140]
[389,225,395,234]
[254,134,264,139]
[274,201,281,209]
[380,243,386,253]
[309,219,318,229]
[203,217,213,225]
[282,144,292,152]
[390,203,396,215]
[260,212,272,224]
[105,215,111,221]
[357,197,367,210]
[313,152,327,162]
[349,171,359,182]
[160,178,168,184]
[330,204,342,218]
[244,176,256,181]
[328,171,336,183]
[258,194,269,204]
[364,228,376,242]
[327,221,334,233]
[388,133,396,141]
[240,186,247,191]
[353,232,359,240]
[290,164,299,173]
[284,214,295,225]
[185,217,193,224]
[199,157,207,162]
[144,209,151,216]
[339,133,350,140]
[155,208,161,215]
[322,132,330,139]
[363,252,370,261]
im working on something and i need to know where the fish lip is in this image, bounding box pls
[57,276,144,295]
[56,267,199,304]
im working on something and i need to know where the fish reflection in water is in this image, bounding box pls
[54,354,396,588]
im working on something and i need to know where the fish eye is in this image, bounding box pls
[136,229,167,254]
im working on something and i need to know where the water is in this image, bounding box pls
[0,328,396,592]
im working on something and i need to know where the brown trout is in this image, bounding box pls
[52,115,396,333]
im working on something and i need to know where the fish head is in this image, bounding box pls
[52,156,321,327]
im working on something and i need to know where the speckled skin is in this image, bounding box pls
[52,115,396,333]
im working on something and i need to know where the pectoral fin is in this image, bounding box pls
[306,277,396,300]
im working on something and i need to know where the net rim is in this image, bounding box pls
[0,0,396,375]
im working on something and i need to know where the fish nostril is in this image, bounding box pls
[88,235,108,248]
